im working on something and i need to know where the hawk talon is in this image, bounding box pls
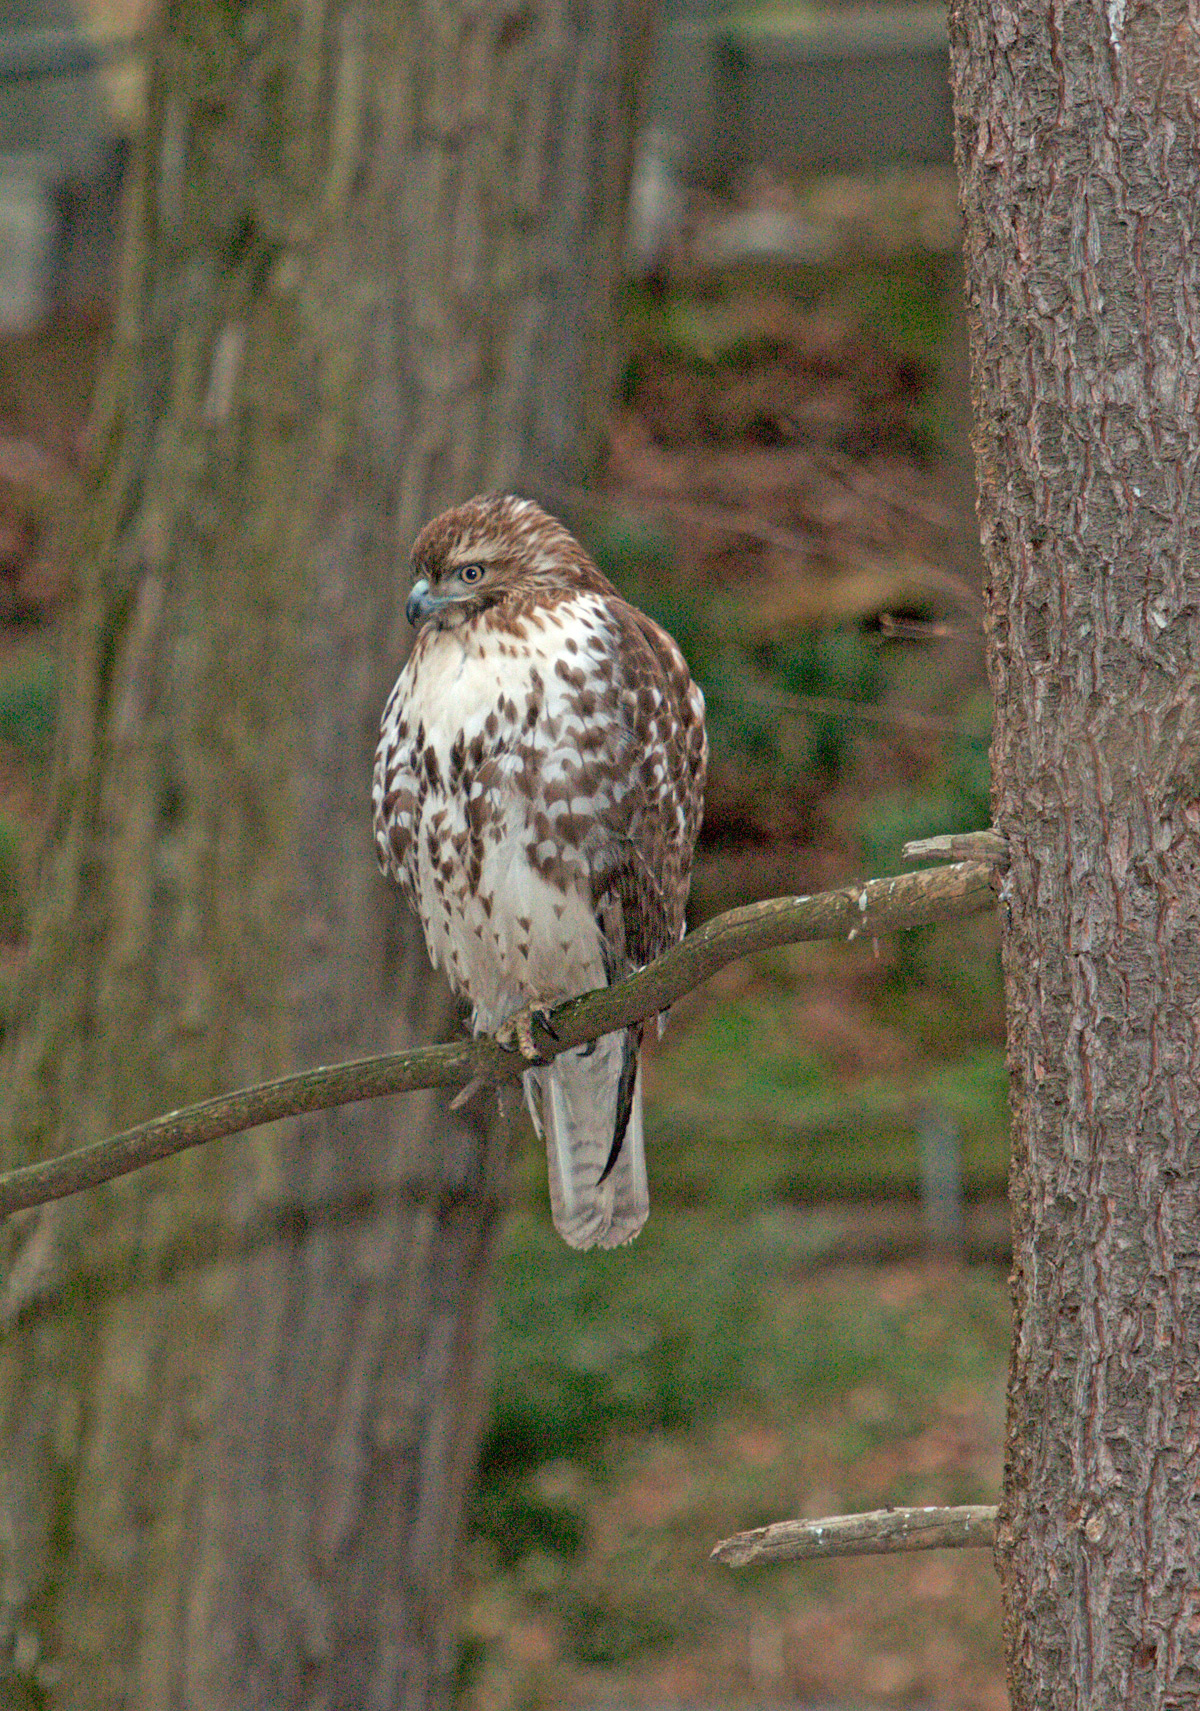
[496,1005,559,1063]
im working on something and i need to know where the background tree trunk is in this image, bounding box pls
[951,1,1200,1705]
[0,2,652,1706]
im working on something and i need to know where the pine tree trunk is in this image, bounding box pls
[0,3,651,1706]
[951,1,1200,1704]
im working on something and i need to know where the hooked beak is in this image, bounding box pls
[406,577,437,627]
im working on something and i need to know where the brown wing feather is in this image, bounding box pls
[588,601,707,978]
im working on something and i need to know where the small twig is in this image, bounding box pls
[877,612,977,643]
[0,858,999,1220]
[904,830,1008,868]
[712,1503,998,1567]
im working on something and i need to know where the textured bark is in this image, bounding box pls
[0,2,651,1707]
[950,2,1200,1707]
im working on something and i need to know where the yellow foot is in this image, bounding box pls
[495,1003,560,1062]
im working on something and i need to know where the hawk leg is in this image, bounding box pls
[495,1002,560,1063]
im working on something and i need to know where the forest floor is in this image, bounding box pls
[0,166,1011,1711]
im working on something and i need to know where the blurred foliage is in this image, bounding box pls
[475,883,1009,1682]
[650,1034,1009,1210]
[476,1203,1007,1502]
[0,647,56,768]
[468,1208,1010,1679]
[587,510,888,801]
[470,1213,783,1654]
[561,1592,680,1666]
[769,626,883,704]
[859,687,993,873]
[761,625,883,779]
[588,513,708,663]
[599,262,964,852]
[479,1215,790,1483]
[472,1481,586,1570]
[846,263,951,369]
[621,253,951,459]
[622,254,950,383]
[0,810,23,940]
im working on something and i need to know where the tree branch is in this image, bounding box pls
[903,829,1009,867]
[0,857,999,1219]
[712,1503,999,1567]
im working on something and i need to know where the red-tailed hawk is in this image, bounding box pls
[372,494,707,1249]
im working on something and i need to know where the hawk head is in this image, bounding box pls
[405,494,612,630]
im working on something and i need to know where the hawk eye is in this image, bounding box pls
[460,563,485,584]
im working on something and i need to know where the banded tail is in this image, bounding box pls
[524,1027,648,1250]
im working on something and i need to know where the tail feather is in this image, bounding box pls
[524,1028,648,1250]
[599,1022,643,1186]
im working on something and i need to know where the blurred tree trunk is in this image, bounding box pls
[951,2,1200,1706]
[0,2,651,1706]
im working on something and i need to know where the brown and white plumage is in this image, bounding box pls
[372,494,706,1249]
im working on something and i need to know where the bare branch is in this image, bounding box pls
[712,1503,999,1567]
[0,858,999,1219]
[904,830,1008,867]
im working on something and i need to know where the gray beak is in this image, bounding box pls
[406,577,433,627]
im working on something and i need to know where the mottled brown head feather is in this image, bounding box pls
[409,494,616,628]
